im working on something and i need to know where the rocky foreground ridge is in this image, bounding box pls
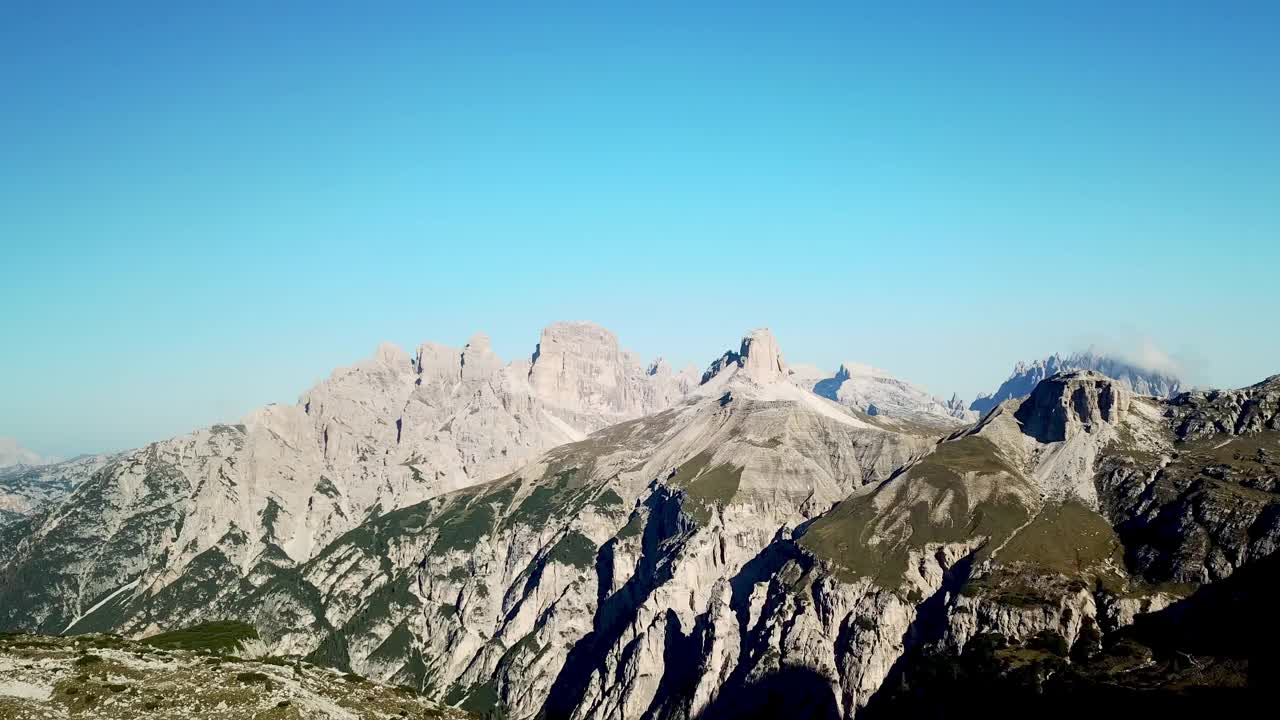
[0,624,469,719]
[1,325,1275,718]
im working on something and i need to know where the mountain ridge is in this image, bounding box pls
[970,350,1183,415]
[1,324,1274,718]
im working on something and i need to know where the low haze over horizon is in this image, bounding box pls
[3,1,1278,458]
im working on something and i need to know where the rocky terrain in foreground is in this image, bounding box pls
[0,623,470,719]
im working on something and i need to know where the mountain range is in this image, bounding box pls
[970,350,1183,415]
[1,322,1272,718]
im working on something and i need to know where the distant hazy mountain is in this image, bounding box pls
[970,350,1182,415]
[0,453,114,526]
[795,362,977,426]
[0,437,57,469]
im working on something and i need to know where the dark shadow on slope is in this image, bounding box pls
[695,666,840,720]
[864,551,1280,719]
[812,365,848,403]
[638,609,711,720]
[860,546,976,712]
[538,485,690,720]
[812,377,842,402]
[1125,549,1280,686]
[727,536,802,650]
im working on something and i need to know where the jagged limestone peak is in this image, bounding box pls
[701,327,789,387]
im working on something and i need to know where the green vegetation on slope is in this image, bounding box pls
[547,530,598,570]
[994,501,1122,575]
[141,620,259,653]
[669,451,744,525]
[800,436,1032,585]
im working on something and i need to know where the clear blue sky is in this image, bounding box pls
[3,1,1277,457]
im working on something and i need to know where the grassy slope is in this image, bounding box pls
[800,436,1033,585]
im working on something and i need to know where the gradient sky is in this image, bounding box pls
[3,1,1278,458]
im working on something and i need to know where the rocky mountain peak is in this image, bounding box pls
[738,327,787,385]
[1014,369,1132,442]
[1166,373,1280,440]
[414,341,461,382]
[799,362,976,426]
[460,332,502,380]
[527,321,629,413]
[944,393,970,419]
[699,328,789,387]
[373,341,412,370]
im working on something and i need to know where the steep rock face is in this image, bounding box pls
[527,322,694,431]
[1164,374,1280,440]
[698,328,786,387]
[0,323,694,637]
[283,347,1208,720]
[738,328,787,385]
[943,393,970,419]
[971,351,1181,416]
[1013,371,1131,443]
[792,370,1274,715]
[1095,376,1280,585]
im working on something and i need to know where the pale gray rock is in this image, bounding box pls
[0,322,696,638]
[804,362,978,427]
[738,328,787,385]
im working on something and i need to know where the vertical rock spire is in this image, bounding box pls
[739,328,787,385]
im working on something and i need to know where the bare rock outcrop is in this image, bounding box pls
[1014,370,1131,443]
[739,328,787,385]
